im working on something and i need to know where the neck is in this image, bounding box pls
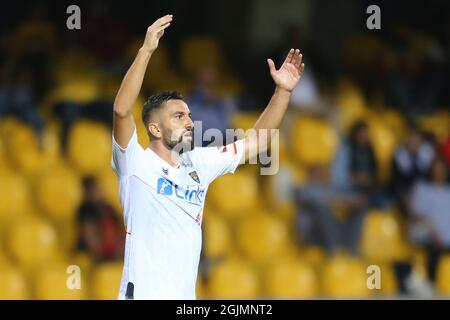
[149,141,181,169]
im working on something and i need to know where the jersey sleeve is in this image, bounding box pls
[191,139,245,184]
[111,127,144,177]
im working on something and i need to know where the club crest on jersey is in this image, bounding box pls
[189,171,200,183]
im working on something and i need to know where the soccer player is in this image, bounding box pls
[112,14,304,299]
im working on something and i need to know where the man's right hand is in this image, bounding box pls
[142,15,173,54]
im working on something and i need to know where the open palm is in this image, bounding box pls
[268,49,304,92]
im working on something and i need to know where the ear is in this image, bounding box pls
[148,123,162,139]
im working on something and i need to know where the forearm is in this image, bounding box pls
[113,48,152,117]
[251,87,291,149]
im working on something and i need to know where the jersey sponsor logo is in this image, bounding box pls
[157,178,173,195]
[162,167,169,175]
[157,178,205,205]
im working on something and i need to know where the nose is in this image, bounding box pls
[185,118,194,130]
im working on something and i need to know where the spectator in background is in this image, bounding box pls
[389,123,435,215]
[187,65,233,147]
[0,67,45,142]
[331,120,383,207]
[294,165,367,256]
[76,176,124,262]
[439,134,450,166]
[408,157,450,284]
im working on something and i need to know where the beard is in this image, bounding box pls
[162,129,195,154]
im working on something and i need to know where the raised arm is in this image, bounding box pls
[113,15,173,148]
[243,49,304,162]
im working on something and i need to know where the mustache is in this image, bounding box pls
[175,129,193,142]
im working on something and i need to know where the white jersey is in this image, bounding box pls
[111,128,244,300]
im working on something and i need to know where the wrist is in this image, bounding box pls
[274,86,292,96]
[139,46,154,57]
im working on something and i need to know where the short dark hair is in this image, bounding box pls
[142,91,184,127]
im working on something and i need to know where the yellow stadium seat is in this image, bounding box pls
[380,109,406,142]
[367,118,396,182]
[436,254,450,295]
[0,265,29,299]
[52,50,98,84]
[53,78,100,104]
[70,251,94,275]
[130,95,152,149]
[0,169,30,226]
[68,121,112,175]
[343,36,385,68]
[196,278,206,300]
[0,136,6,168]
[0,252,9,267]
[0,117,26,139]
[321,255,372,298]
[36,164,82,222]
[14,19,57,54]
[139,43,183,91]
[231,112,260,132]
[217,75,242,97]
[40,122,63,169]
[265,162,306,222]
[411,247,428,280]
[207,259,260,299]
[299,246,327,271]
[360,211,407,263]
[337,81,369,133]
[379,264,399,296]
[418,112,450,141]
[276,241,302,261]
[96,168,122,214]
[91,262,123,299]
[208,171,258,217]
[33,264,87,300]
[56,217,78,252]
[264,258,318,298]
[5,123,44,175]
[236,213,289,263]
[291,116,339,166]
[180,36,223,75]
[6,215,60,270]
[203,213,232,259]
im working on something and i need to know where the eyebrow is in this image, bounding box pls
[172,111,192,117]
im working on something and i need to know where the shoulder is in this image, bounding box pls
[183,145,221,162]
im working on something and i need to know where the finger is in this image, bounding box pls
[291,49,300,66]
[157,22,172,32]
[295,52,303,69]
[283,49,294,65]
[155,15,173,27]
[267,58,276,74]
[290,49,299,64]
[286,63,298,76]
[299,63,305,75]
